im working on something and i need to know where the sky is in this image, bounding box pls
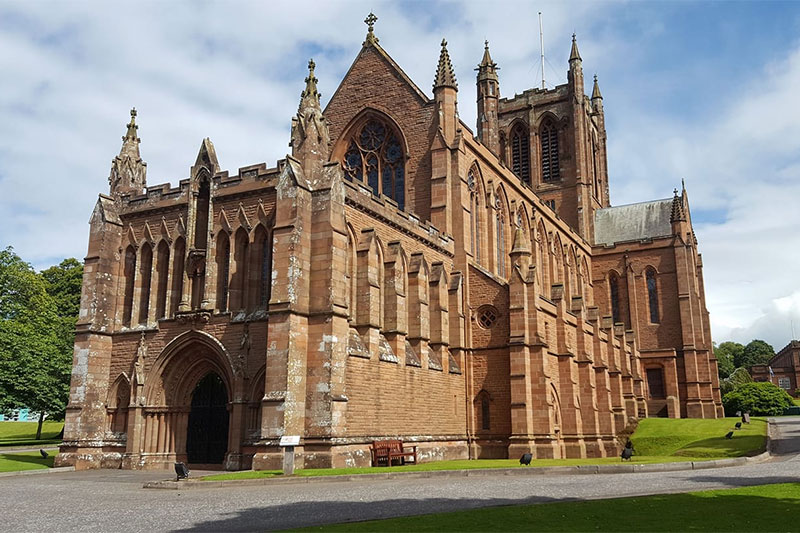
[1,0,799,350]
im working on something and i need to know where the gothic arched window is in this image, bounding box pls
[609,272,621,324]
[468,168,482,265]
[540,119,560,182]
[646,268,660,324]
[216,232,230,312]
[342,118,406,210]
[495,194,506,278]
[510,123,530,184]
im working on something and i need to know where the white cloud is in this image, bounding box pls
[0,0,798,350]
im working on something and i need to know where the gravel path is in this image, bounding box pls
[3,417,798,532]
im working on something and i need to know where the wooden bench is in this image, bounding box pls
[370,440,417,467]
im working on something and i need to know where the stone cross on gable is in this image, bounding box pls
[364,12,377,32]
[364,12,379,44]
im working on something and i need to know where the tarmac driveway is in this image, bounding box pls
[2,417,798,532]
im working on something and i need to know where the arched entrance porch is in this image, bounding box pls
[125,330,240,470]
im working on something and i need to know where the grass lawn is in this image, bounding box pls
[203,417,765,481]
[793,397,800,406]
[632,417,767,458]
[0,449,57,472]
[293,483,800,532]
[0,421,64,447]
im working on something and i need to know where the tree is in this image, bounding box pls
[714,341,742,379]
[722,381,793,416]
[720,367,753,396]
[0,248,77,439]
[737,339,775,368]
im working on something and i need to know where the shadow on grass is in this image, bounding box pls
[672,435,766,457]
[174,495,574,532]
[0,452,55,470]
[174,485,800,532]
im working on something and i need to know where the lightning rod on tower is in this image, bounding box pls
[539,12,546,89]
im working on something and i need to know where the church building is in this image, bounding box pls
[58,15,722,471]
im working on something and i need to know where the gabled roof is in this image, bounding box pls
[594,198,673,246]
[323,31,431,113]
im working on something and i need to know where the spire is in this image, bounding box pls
[363,12,379,46]
[291,58,330,176]
[476,40,498,82]
[569,33,581,62]
[109,107,147,196]
[670,188,686,222]
[299,58,321,111]
[120,108,141,159]
[591,74,602,100]
[433,39,458,90]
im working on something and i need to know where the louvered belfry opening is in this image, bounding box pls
[510,124,530,184]
[540,120,560,182]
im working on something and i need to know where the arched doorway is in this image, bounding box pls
[186,373,229,464]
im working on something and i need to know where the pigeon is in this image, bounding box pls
[725,431,734,439]
[39,449,48,458]
[519,453,532,466]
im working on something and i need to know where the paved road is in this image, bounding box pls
[3,417,799,532]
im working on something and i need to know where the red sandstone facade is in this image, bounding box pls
[58,18,722,471]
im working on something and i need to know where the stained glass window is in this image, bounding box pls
[342,118,405,210]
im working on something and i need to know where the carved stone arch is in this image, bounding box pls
[535,110,562,130]
[142,222,156,245]
[330,106,410,162]
[174,216,187,240]
[551,233,565,285]
[475,388,493,431]
[246,365,266,438]
[144,330,236,407]
[159,217,172,244]
[124,225,139,249]
[345,223,358,320]
[332,107,409,210]
[250,223,272,311]
[217,208,233,235]
[107,372,131,408]
[236,202,252,232]
[107,373,131,434]
[256,199,274,229]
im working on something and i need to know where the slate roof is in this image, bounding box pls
[594,198,673,246]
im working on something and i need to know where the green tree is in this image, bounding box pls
[722,381,793,416]
[714,341,742,379]
[0,248,75,439]
[737,339,775,368]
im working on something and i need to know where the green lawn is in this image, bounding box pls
[293,483,800,532]
[203,417,766,482]
[632,417,767,458]
[0,421,64,447]
[793,397,800,406]
[0,449,57,472]
[202,455,710,481]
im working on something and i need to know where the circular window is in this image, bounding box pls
[477,306,499,329]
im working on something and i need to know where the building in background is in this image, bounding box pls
[751,341,800,395]
[58,15,722,471]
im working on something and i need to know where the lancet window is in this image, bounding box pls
[468,168,482,265]
[495,194,506,278]
[646,268,659,324]
[342,118,406,210]
[609,272,621,324]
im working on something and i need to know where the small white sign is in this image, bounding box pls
[279,435,300,447]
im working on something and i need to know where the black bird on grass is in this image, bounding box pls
[725,431,734,439]
[39,449,48,458]
[520,453,532,466]
[735,422,742,430]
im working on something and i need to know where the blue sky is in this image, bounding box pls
[1,0,799,349]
